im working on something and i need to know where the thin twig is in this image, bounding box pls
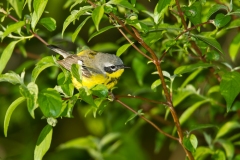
[3,8,49,46]
[115,99,179,141]
[115,95,168,105]
[116,28,152,60]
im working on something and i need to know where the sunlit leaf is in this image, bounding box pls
[189,124,218,133]
[215,121,240,139]
[151,79,161,91]
[2,21,25,40]
[0,71,23,85]
[79,87,96,107]
[116,43,132,57]
[72,16,91,42]
[71,63,82,83]
[4,97,26,137]
[229,32,240,61]
[62,6,93,36]
[8,0,25,18]
[32,56,57,82]
[216,139,234,160]
[194,147,214,159]
[174,62,212,75]
[227,19,240,29]
[0,40,21,74]
[19,82,39,118]
[212,150,226,160]
[92,5,104,31]
[183,134,198,152]
[88,25,117,42]
[34,125,53,160]
[107,0,138,13]
[179,100,209,125]
[153,0,171,24]
[220,71,240,112]
[39,17,56,31]
[31,0,49,30]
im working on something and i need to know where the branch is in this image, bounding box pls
[2,8,49,46]
[115,99,178,141]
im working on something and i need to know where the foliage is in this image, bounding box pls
[0,0,240,159]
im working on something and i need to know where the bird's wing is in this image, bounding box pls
[57,55,93,78]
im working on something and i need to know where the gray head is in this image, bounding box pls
[94,53,125,74]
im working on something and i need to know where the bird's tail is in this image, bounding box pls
[47,45,71,58]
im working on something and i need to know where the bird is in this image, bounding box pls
[47,45,127,90]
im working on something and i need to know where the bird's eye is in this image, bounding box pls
[110,66,117,70]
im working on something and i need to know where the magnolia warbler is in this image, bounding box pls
[47,45,127,90]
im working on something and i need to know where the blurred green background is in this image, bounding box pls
[1,0,240,160]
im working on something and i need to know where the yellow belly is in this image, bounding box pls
[72,69,124,90]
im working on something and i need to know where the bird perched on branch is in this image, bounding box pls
[47,45,127,90]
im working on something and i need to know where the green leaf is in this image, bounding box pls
[58,136,97,150]
[79,87,96,107]
[151,79,161,91]
[0,40,20,74]
[39,17,56,31]
[8,0,25,18]
[227,19,240,30]
[214,13,231,28]
[4,97,26,137]
[19,82,39,118]
[174,62,212,75]
[56,72,74,97]
[216,139,234,160]
[153,0,171,24]
[34,125,53,160]
[2,21,25,40]
[183,134,198,152]
[189,124,218,133]
[229,9,240,16]
[205,4,228,21]
[32,56,57,82]
[220,71,240,111]
[0,71,23,85]
[72,16,91,42]
[192,34,224,54]
[62,6,93,36]
[194,147,214,159]
[229,32,240,61]
[71,63,82,83]
[132,57,148,86]
[182,1,202,27]
[31,0,49,31]
[215,121,240,139]
[179,100,209,125]
[212,150,226,160]
[173,85,196,106]
[100,133,120,147]
[38,88,62,118]
[92,5,104,31]
[91,84,108,98]
[88,25,117,42]
[180,69,202,89]
[27,0,33,12]
[59,94,78,118]
[107,0,138,13]
[116,43,132,57]
[125,109,144,125]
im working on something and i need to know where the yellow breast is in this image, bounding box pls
[72,69,124,90]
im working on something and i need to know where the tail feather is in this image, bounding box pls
[47,45,71,58]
